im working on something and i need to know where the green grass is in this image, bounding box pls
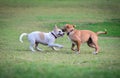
[0,0,120,78]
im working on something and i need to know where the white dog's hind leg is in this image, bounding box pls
[29,39,36,52]
[29,43,35,52]
[35,42,42,51]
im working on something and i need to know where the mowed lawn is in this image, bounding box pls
[0,0,120,78]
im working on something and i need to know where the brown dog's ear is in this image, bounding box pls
[66,24,70,29]
[66,25,69,28]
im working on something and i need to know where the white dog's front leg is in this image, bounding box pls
[48,43,63,48]
[52,47,59,51]
[36,47,43,51]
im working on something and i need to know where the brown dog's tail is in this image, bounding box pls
[96,29,107,35]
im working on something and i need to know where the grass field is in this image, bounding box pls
[0,0,120,78]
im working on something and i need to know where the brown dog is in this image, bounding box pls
[62,24,107,54]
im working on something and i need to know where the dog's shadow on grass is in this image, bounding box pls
[40,49,73,54]
[15,49,101,54]
[16,49,31,52]
[16,46,75,54]
[15,48,95,55]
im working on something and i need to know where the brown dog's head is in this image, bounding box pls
[62,24,76,33]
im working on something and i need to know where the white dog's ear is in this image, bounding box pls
[54,24,58,29]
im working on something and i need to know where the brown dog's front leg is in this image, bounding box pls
[71,43,75,51]
[76,41,81,54]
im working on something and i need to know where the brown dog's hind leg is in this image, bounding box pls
[87,37,95,48]
[88,37,99,54]
[95,42,99,53]
[92,41,99,54]
[87,42,95,48]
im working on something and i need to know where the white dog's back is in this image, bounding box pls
[20,31,52,45]
[28,31,47,44]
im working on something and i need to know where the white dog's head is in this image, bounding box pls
[53,25,65,37]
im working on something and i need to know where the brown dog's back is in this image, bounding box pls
[73,30,97,43]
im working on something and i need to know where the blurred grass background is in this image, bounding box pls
[0,0,120,78]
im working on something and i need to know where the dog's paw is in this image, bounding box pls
[59,45,64,48]
[52,47,59,51]
[93,52,98,55]
[36,47,43,52]
[31,50,36,52]
[75,51,80,54]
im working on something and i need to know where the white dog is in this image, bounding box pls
[19,25,64,52]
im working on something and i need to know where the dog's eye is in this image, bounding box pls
[59,31,61,33]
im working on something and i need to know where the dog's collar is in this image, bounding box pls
[67,29,74,35]
[51,32,57,39]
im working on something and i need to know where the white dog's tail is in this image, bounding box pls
[19,33,28,43]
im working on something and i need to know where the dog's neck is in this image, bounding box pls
[51,32,57,39]
[67,29,74,35]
